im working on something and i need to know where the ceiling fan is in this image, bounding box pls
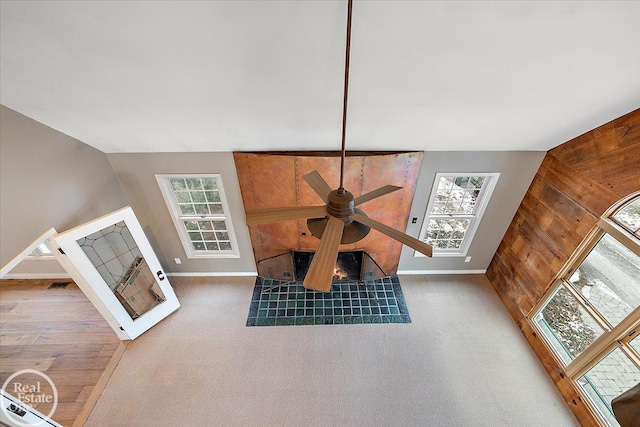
[245,0,433,292]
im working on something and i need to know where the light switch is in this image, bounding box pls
[174,258,182,264]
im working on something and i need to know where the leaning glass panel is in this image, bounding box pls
[577,348,640,427]
[533,284,605,365]
[568,234,640,327]
[77,221,165,320]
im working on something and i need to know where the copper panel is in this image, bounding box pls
[234,152,423,278]
[256,252,295,281]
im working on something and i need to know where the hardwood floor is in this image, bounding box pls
[0,279,121,426]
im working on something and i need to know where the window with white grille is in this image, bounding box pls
[416,173,499,257]
[156,174,239,258]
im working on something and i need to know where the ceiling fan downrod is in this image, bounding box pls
[338,0,353,196]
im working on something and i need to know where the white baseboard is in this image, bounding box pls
[167,271,485,277]
[397,269,487,275]
[166,272,258,277]
[2,273,72,279]
[4,272,257,279]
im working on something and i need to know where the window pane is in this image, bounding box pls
[210,203,224,214]
[577,348,640,426]
[470,176,485,188]
[568,234,640,327]
[194,204,210,215]
[180,204,195,215]
[191,191,206,203]
[199,221,213,230]
[202,177,218,191]
[630,334,640,356]
[186,178,202,190]
[170,178,186,191]
[205,242,219,251]
[534,285,605,365]
[453,176,468,187]
[426,219,470,250]
[205,191,220,203]
[182,220,232,252]
[438,176,454,191]
[37,243,52,254]
[175,191,191,203]
[213,221,227,231]
[433,176,481,215]
[612,198,640,237]
[202,232,216,241]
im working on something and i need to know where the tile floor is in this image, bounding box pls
[246,275,411,326]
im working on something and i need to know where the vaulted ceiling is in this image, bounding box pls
[1,1,639,153]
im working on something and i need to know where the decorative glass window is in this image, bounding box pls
[416,173,499,256]
[531,192,640,427]
[156,175,239,258]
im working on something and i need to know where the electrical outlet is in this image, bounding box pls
[465,256,472,263]
[174,258,182,264]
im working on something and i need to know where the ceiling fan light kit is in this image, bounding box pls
[245,0,433,293]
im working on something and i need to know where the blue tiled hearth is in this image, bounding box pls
[246,275,411,327]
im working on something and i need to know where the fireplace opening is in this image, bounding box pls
[294,250,363,282]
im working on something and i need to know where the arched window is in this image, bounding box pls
[530,191,640,427]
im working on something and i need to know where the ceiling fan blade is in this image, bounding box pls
[303,170,332,203]
[246,206,327,226]
[350,212,433,257]
[303,216,345,293]
[354,185,403,206]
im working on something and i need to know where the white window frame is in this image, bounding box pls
[156,174,240,259]
[416,172,500,257]
[528,192,640,427]
[27,243,54,258]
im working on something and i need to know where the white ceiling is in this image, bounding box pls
[1,1,639,153]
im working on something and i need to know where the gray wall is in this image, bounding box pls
[0,106,543,276]
[109,151,542,275]
[398,151,545,272]
[0,106,130,267]
[107,152,257,274]
[7,258,68,278]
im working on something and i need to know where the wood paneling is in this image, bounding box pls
[0,279,121,426]
[487,108,640,425]
[234,152,423,277]
[519,320,601,427]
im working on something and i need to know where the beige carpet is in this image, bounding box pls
[86,275,577,426]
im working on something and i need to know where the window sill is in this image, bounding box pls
[185,252,241,259]
[414,251,467,258]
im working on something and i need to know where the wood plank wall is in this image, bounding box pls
[486,108,640,426]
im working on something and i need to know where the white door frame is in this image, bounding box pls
[52,206,180,340]
[0,227,128,340]
[1,207,180,340]
[0,228,59,279]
